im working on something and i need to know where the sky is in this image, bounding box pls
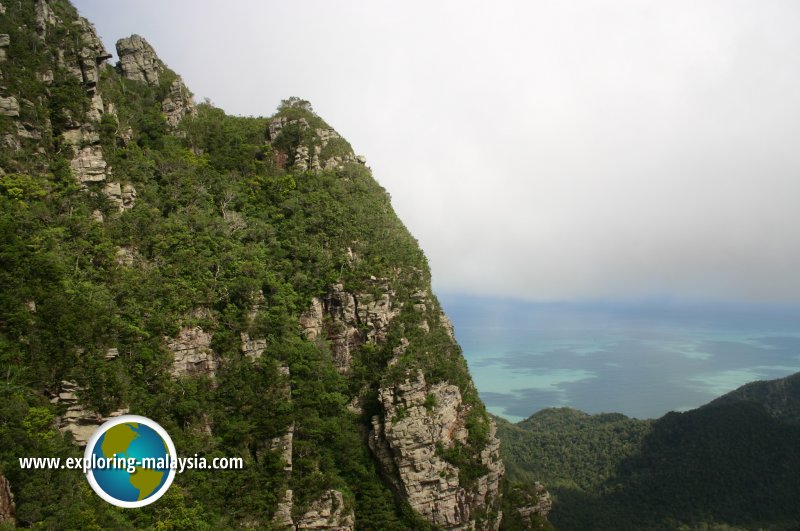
[72,0,800,303]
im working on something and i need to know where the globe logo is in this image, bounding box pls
[84,415,176,507]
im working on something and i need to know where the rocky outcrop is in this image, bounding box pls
[115,246,142,267]
[115,35,195,130]
[272,489,294,528]
[0,475,14,525]
[0,34,9,63]
[166,326,218,378]
[35,0,59,40]
[103,181,137,211]
[269,366,295,528]
[300,282,400,372]
[295,490,354,530]
[240,332,266,360]
[72,17,112,89]
[270,423,294,474]
[0,96,18,116]
[61,126,107,183]
[53,380,128,446]
[369,371,503,530]
[162,76,196,129]
[267,115,362,173]
[68,146,107,183]
[116,34,163,85]
[513,483,552,525]
[440,311,457,341]
[46,16,114,185]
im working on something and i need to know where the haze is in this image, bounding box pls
[74,0,800,303]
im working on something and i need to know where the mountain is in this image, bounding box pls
[707,370,800,425]
[497,372,800,530]
[0,1,534,528]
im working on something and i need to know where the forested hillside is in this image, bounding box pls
[497,374,800,530]
[0,1,527,528]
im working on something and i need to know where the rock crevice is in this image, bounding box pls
[369,371,503,530]
[300,282,400,372]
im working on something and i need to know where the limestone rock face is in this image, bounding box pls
[54,380,128,446]
[272,489,294,528]
[299,282,400,372]
[162,76,196,129]
[35,0,59,40]
[69,144,107,183]
[0,96,18,117]
[115,35,195,131]
[115,246,142,267]
[268,366,295,528]
[369,371,504,531]
[166,326,218,378]
[267,114,359,173]
[295,490,354,530]
[116,34,163,85]
[514,483,553,525]
[50,16,113,185]
[0,34,9,63]
[440,311,457,341]
[0,475,15,525]
[240,332,266,360]
[270,423,294,474]
[103,182,137,211]
[72,16,112,89]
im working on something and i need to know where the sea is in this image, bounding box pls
[439,294,800,422]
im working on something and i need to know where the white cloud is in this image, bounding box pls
[75,0,800,302]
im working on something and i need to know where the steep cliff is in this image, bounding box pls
[0,1,512,529]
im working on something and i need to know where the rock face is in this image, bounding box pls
[272,489,294,528]
[299,282,400,372]
[240,332,266,360]
[369,371,503,530]
[0,34,9,63]
[514,483,553,525]
[103,181,137,211]
[116,34,163,85]
[0,95,18,116]
[49,14,114,185]
[35,0,59,40]
[62,127,107,183]
[166,326,219,378]
[53,380,128,446]
[270,366,296,529]
[115,35,195,129]
[162,76,196,129]
[294,490,354,530]
[267,109,363,173]
[0,475,14,525]
[72,16,112,88]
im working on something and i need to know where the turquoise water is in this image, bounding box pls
[439,295,800,421]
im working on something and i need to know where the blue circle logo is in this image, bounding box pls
[84,415,176,507]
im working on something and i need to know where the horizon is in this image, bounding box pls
[74,0,800,305]
[440,293,800,421]
[71,1,800,421]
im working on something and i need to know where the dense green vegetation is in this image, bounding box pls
[0,1,488,528]
[497,375,800,530]
[496,408,653,491]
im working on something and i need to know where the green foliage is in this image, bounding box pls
[0,173,47,203]
[499,482,555,531]
[497,398,800,530]
[497,408,653,490]
[436,441,489,488]
[0,5,491,528]
[423,393,437,410]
